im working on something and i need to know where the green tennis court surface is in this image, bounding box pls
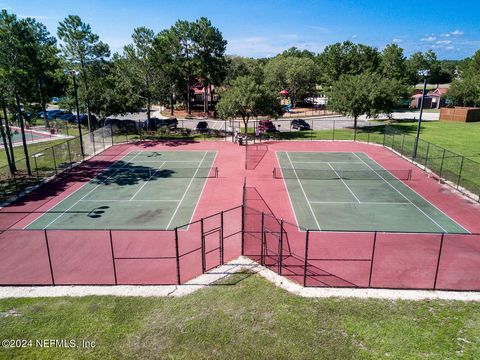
[276,151,468,233]
[26,150,217,230]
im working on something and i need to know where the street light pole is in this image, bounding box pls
[413,69,430,159]
[65,70,84,157]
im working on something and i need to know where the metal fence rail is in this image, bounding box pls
[0,206,242,286]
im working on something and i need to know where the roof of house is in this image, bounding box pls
[428,88,449,97]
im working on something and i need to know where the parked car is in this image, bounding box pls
[291,119,311,130]
[196,121,209,133]
[258,120,277,133]
[142,117,178,131]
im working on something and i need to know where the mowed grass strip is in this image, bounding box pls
[1,273,480,359]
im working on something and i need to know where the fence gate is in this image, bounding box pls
[201,213,224,273]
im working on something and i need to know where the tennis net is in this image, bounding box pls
[273,168,412,181]
[89,166,218,179]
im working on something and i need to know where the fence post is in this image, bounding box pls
[220,211,224,265]
[260,212,265,266]
[332,120,335,141]
[367,131,370,144]
[278,219,284,275]
[175,227,181,284]
[303,229,310,287]
[109,230,118,285]
[201,218,206,273]
[92,131,96,154]
[439,148,446,179]
[241,205,245,255]
[33,154,40,180]
[51,147,58,174]
[44,229,55,286]
[66,139,73,165]
[424,142,430,168]
[382,131,386,146]
[456,156,465,189]
[368,232,377,287]
[433,233,445,290]
[400,134,405,156]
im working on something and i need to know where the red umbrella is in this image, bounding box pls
[279,90,289,95]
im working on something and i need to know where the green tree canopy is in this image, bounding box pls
[328,72,407,132]
[216,75,283,134]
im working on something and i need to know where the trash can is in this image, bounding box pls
[238,136,243,146]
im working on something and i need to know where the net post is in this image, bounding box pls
[303,229,309,287]
[260,212,265,266]
[220,211,224,265]
[44,229,55,286]
[456,156,464,189]
[368,232,377,287]
[433,233,445,290]
[109,230,118,285]
[175,227,181,284]
[278,219,284,275]
[201,218,206,273]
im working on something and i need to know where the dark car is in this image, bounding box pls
[291,119,311,130]
[258,120,277,133]
[196,121,209,133]
[143,117,178,131]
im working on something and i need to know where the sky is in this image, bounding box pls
[2,0,480,59]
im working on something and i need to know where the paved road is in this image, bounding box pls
[105,109,438,133]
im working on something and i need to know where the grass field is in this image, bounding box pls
[1,273,479,359]
[387,120,480,162]
[0,139,68,169]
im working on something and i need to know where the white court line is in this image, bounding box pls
[275,152,303,232]
[294,161,363,164]
[285,152,322,230]
[124,160,204,163]
[353,152,449,233]
[166,151,209,230]
[41,152,143,229]
[22,150,139,229]
[309,201,410,205]
[327,162,361,203]
[185,152,218,226]
[359,152,470,234]
[129,161,166,200]
[79,199,180,202]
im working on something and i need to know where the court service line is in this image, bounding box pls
[79,199,180,202]
[129,161,166,200]
[309,201,410,205]
[352,152,449,233]
[165,151,209,230]
[21,150,139,230]
[327,162,361,203]
[41,151,144,229]
[294,161,363,164]
[185,151,218,227]
[285,152,322,230]
[358,152,469,233]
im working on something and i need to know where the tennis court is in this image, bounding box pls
[25,150,218,230]
[275,151,468,233]
[9,126,52,144]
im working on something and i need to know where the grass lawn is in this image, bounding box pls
[1,273,479,359]
[387,120,480,162]
[0,139,69,169]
